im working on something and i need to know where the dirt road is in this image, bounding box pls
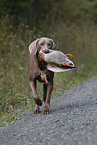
[0,76,97,145]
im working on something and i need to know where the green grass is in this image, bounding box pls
[0,16,97,125]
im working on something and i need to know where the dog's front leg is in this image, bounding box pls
[44,80,53,114]
[30,81,42,113]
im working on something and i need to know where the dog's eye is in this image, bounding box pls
[40,42,44,46]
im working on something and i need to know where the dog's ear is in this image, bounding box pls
[36,39,41,52]
[50,39,56,50]
[29,39,39,54]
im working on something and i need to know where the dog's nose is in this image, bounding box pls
[42,49,50,54]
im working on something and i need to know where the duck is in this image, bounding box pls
[38,50,76,72]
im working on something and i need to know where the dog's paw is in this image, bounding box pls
[34,109,41,114]
[34,105,41,114]
[44,105,50,115]
[34,97,42,106]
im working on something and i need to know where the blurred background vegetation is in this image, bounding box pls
[0,0,97,123]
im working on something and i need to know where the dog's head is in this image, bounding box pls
[29,37,56,54]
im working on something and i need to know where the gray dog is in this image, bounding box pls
[28,37,56,114]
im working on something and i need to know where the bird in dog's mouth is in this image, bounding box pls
[38,50,76,72]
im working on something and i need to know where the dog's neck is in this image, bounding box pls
[36,51,39,58]
[37,51,47,70]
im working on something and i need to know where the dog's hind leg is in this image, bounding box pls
[44,80,53,114]
[34,104,41,114]
[43,84,47,102]
[30,81,42,106]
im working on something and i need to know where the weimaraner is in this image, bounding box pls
[28,37,56,114]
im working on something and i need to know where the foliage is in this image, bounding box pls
[1,0,97,27]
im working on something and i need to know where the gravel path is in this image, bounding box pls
[0,76,97,145]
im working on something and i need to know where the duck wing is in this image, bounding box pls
[47,63,76,72]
